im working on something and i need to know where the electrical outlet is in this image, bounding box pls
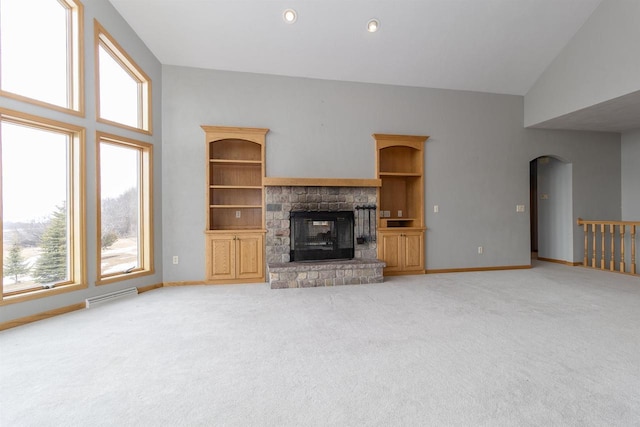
[478,246,483,255]
[434,205,439,213]
[172,256,179,264]
[235,210,241,218]
[397,210,403,217]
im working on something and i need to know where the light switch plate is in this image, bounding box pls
[516,204,525,213]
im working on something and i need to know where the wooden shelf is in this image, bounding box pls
[210,159,262,165]
[374,133,429,275]
[203,126,268,283]
[379,172,422,177]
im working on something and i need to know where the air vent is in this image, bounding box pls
[85,287,138,308]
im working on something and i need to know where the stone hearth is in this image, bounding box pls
[268,259,385,289]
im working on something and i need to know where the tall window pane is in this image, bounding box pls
[0,0,82,110]
[2,122,70,294]
[99,142,140,275]
[95,20,152,133]
[98,45,140,128]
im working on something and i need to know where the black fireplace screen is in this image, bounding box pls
[290,211,354,261]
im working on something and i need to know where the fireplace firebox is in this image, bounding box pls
[290,211,354,262]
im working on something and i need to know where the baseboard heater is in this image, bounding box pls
[85,287,138,308]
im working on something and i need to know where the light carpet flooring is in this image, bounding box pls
[1,261,640,426]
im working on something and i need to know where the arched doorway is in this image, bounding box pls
[530,156,573,263]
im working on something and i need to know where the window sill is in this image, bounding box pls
[1,282,87,306]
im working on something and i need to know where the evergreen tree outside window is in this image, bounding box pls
[33,204,68,285]
[0,109,86,301]
[3,234,30,285]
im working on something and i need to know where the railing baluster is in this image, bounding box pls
[610,224,615,271]
[592,224,597,268]
[583,222,588,267]
[600,224,606,269]
[620,225,626,273]
[631,225,637,275]
[577,218,638,276]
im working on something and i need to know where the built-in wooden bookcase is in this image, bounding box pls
[202,126,268,283]
[373,133,429,275]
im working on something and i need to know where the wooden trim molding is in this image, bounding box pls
[137,283,163,293]
[0,303,85,331]
[425,265,532,274]
[263,177,381,187]
[537,257,582,267]
[164,279,267,286]
[201,125,269,136]
[164,281,211,287]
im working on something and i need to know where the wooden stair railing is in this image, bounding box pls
[577,218,639,275]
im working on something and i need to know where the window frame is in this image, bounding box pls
[96,131,154,285]
[0,108,87,305]
[0,0,85,116]
[94,19,152,135]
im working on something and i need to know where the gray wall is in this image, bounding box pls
[537,158,573,262]
[162,66,620,279]
[621,129,640,219]
[0,0,163,323]
[525,0,640,127]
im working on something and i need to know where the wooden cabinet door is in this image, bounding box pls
[206,234,235,281]
[236,233,264,280]
[403,231,424,272]
[378,230,424,274]
[379,232,402,273]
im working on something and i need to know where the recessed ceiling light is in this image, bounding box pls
[367,18,380,33]
[283,9,297,23]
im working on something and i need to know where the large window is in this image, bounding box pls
[97,132,153,284]
[95,20,152,133]
[0,0,84,114]
[1,109,86,302]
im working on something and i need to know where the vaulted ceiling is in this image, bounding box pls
[110,0,640,132]
[108,0,602,96]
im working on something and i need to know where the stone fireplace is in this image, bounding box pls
[265,185,385,288]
